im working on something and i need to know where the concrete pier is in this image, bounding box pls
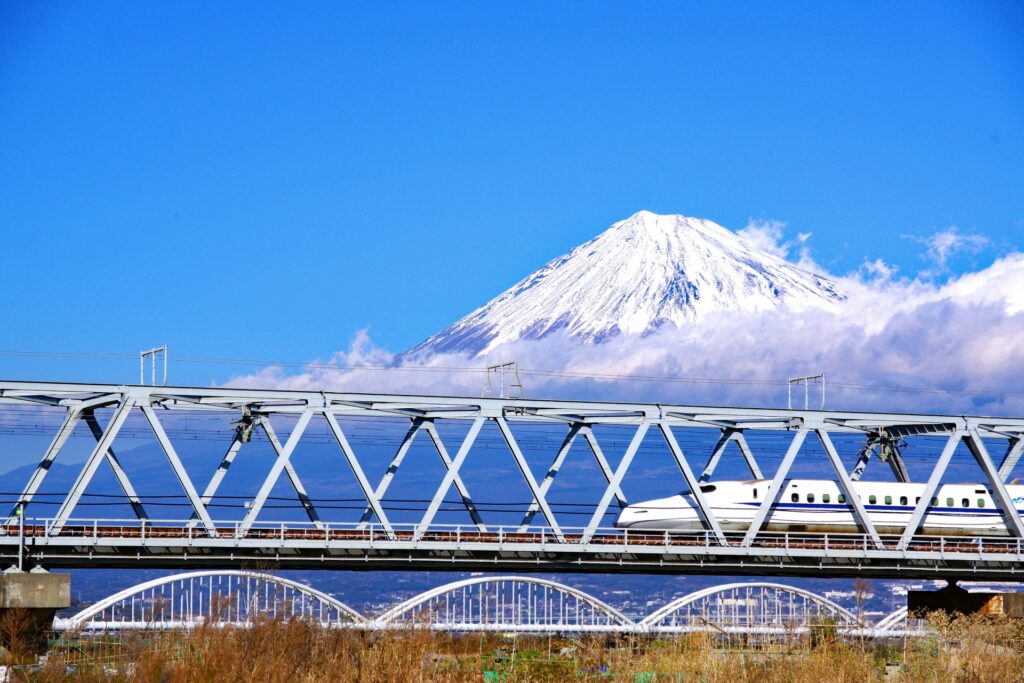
[0,570,70,655]
[908,582,1024,617]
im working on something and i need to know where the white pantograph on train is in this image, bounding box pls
[614,480,1024,536]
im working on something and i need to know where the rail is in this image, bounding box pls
[2,517,1022,558]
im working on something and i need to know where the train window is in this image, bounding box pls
[869,495,877,505]
[700,485,717,493]
[932,497,938,506]
[753,488,758,499]
[807,493,815,503]
[961,498,970,508]
[822,493,831,504]
[915,497,921,504]
[946,498,954,507]
[791,493,799,503]
[884,495,892,505]
[900,496,908,506]
[837,494,846,503]
[978,498,986,508]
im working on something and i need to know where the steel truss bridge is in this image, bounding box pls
[55,571,919,638]
[1,380,1024,579]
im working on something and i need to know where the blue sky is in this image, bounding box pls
[1,2,1022,385]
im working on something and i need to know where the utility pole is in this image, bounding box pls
[140,345,169,386]
[482,361,526,399]
[787,374,825,410]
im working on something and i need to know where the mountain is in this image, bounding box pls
[409,211,845,357]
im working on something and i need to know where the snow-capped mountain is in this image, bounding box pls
[409,211,845,357]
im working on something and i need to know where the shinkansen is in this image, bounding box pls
[615,479,1024,536]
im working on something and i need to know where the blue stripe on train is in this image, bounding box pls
[735,502,1023,515]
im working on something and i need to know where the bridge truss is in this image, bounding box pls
[1,380,1024,579]
[61,570,365,631]
[56,572,919,638]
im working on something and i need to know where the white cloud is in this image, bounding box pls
[858,258,899,281]
[906,226,991,273]
[224,231,1024,416]
[736,219,823,272]
[737,219,791,259]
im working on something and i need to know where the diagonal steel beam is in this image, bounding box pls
[496,416,564,541]
[852,433,909,482]
[850,441,875,482]
[357,418,425,528]
[50,399,136,534]
[701,429,763,482]
[199,436,244,505]
[422,420,486,531]
[323,411,395,539]
[897,432,962,550]
[519,423,582,530]
[582,422,650,542]
[7,407,83,523]
[885,446,910,483]
[237,409,314,536]
[82,409,148,521]
[733,431,763,479]
[965,428,1024,538]
[260,417,323,529]
[185,431,245,531]
[741,429,808,547]
[415,417,485,539]
[816,429,883,549]
[581,426,629,506]
[659,422,726,544]
[998,438,1024,482]
[700,429,735,482]
[141,406,218,537]
[518,424,628,531]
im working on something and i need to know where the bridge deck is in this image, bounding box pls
[3,521,1022,579]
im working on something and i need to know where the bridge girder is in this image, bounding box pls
[0,380,1023,579]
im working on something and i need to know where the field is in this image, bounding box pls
[0,611,1021,682]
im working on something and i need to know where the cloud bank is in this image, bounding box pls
[226,228,1024,416]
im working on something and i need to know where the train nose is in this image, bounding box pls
[614,506,642,529]
[615,504,659,529]
[614,496,692,530]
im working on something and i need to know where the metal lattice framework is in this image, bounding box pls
[1,380,1024,578]
[372,575,633,632]
[55,573,929,637]
[639,582,860,633]
[61,570,365,631]
[875,607,909,633]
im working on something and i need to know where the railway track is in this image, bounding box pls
[2,524,1018,556]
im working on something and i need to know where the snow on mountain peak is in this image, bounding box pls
[409,211,845,357]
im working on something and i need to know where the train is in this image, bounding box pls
[614,479,1024,536]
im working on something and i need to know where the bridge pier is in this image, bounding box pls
[908,582,1024,618]
[0,569,70,656]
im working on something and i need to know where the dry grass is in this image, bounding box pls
[6,613,1024,682]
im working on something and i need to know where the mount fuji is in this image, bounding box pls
[409,211,845,357]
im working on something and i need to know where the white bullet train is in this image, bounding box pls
[614,479,1024,536]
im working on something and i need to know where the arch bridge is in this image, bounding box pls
[60,570,365,631]
[56,572,921,637]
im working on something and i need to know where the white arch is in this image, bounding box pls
[66,570,366,627]
[875,607,908,633]
[639,582,861,628]
[373,575,633,628]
